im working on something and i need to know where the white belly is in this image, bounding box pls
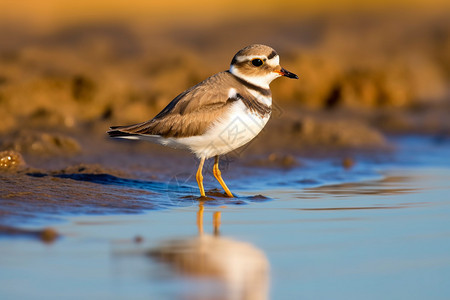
[162,101,271,158]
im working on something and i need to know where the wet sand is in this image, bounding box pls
[1,136,449,299]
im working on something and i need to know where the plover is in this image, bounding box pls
[108,44,298,198]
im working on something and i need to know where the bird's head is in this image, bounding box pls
[229,44,298,89]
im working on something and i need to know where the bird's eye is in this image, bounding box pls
[251,59,264,67]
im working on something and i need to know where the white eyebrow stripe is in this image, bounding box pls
[235,55,266,62]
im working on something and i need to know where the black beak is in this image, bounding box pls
[279,68,299,79]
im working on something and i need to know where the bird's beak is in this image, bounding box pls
[276,68,299,79]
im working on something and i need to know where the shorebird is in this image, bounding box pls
[108,44,298,198]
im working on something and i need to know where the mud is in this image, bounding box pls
[0,12,449,135]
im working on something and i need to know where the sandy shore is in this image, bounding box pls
[1,7,450,234]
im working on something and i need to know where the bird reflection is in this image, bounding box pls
[196,204,221,237]
[149,203,269,300]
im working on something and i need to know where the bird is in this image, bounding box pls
[108,44,298,198]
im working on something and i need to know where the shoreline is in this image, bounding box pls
[1,134,448,237]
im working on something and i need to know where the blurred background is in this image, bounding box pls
[1,0,450,162]
[2,3,450,299]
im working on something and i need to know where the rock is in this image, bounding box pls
[40,228,59,244]
[0,225,59,244]
[0,150,26,171]
[1,131,81,156]
[342,157,355,169]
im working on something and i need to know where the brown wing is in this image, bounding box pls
[108,71,272,139]
[108,72,235,138]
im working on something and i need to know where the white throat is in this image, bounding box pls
[229,65,281,89]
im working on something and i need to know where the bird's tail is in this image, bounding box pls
[107,125,139,138]
[107,123,162,141]
[107,122,154,140]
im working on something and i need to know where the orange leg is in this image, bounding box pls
[196,157,206,197]
[213,156,233,197]
[213,211,221,236]
[197,203,221,236]
[197,203,204,235]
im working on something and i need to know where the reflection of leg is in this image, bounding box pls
[213,211,221,236]
[213,156,234,197]
[196,157,206,197]
[197,203,204,235]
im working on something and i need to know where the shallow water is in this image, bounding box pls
[1,136,450,299]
